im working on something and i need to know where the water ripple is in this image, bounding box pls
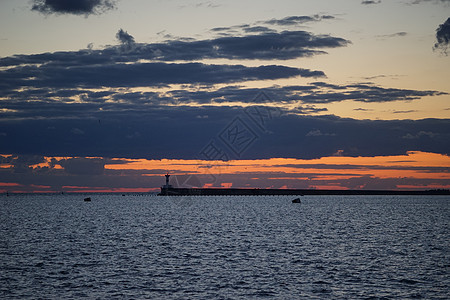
[1,194,448,299]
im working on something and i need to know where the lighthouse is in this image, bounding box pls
[164,173,171,188]
[159,173,173,195]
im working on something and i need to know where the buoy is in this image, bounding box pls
[292,198,301,203]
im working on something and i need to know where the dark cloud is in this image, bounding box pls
[254,115,450,159]
[0,82,443,123]
[376,32,408,39]
[0,62,322,93]
[353,108,373,111]
[0,30,349,69]
[0,29,348,98]
[0,105,449,160]
[211,15,336,35]
[433,17,450,55]
[160,83,444,105]
[31,0,116,15]
[116,29,135,50]
[58,158,105,175]
[263,15,335,26]
[402,131,438,139]
[242,26,276,34]
[361,74,405,80]
[305,82,445,103]
[292,105,328,115]
[392,110,417,114]
[6,155,46,174]
[148,30,349,61]
[361,0,381,4]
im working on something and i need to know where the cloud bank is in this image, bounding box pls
[0,106,449,160]
[0,62,319,91]
[0,16,448,163]
[0,30,349,67]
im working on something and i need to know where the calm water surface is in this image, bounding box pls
[1,194,449,299]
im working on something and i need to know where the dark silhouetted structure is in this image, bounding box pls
[157,174,450,196]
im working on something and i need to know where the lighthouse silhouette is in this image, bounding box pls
[164,173,172,188]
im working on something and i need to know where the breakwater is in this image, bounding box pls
[158,187,450,196]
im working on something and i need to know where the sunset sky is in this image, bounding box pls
[0,0,449,193]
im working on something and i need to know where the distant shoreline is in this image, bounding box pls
[158,187,450,196]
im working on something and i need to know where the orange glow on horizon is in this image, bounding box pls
[309,185,349,190]
[1,151,449,193]
[396,184,450,190]
[104,151,450,182]
[61,186,158,193]
[0,182,21,186]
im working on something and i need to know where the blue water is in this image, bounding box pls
[1,194,449,299]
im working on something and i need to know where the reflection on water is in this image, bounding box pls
[1,194,449,299]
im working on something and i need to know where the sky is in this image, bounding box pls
[0,0,449,193]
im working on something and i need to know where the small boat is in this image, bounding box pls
[84,197,91,202]
[292,197,301,203]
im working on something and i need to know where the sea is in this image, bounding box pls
[1,194,448,299]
